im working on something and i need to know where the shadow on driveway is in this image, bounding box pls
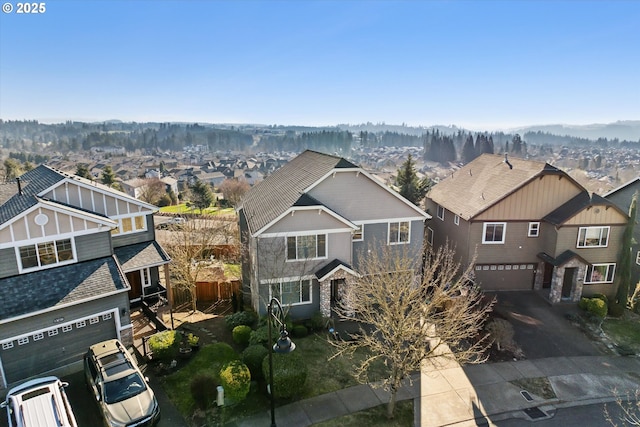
[489,291,605,359]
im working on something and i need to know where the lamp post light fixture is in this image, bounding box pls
[267,297,296,427]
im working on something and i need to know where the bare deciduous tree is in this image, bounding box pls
[163,217,239,312]
[138,177,167,205]
[331,243,493,419]
[605,389,640,426]
[220,178,250,208]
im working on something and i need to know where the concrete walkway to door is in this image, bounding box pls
[488,291,603,359]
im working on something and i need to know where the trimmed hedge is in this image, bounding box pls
[261,352,307,399]
[249,326,270,347]
[219,360,251,402]
[579,297,608,318]
[233,325,252,347]
[242,345,269,379]
[225,310,257,330]
[148,330,181,362]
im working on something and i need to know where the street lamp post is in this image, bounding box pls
[267,297,296,427]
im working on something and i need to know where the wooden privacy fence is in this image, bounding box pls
[172,280,241,307]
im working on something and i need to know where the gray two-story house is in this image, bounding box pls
[426,154,628,303]
[238,150,430,318]
[0,165,170,390]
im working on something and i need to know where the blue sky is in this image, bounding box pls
[1,0,638,130]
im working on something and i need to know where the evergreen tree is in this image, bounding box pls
[101,165,116,187]
[462,135,477,163]
[615,192,638,308]
[75,164,92,180]
[189,180,215,213]
[511,134,523,154]
[396,155,431,206]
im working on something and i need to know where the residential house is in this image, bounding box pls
[238,150,430,318]
[604,177,640,292]
[426,154,628,303]
[0,165,170,390]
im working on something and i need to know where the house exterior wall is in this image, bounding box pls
[255,279,320,319]
[352,220,424,270]
[111,215,155,248]
[475,174,583,221]
[262,209,353,235]
[75,232,113,261]
[0,248,18,278]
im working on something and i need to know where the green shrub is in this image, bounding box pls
[190,374,217,410]
[225,311,257,330]
[578,297,590,311]
[233,325,252,346]
[261,352,307,399]
[592,293,609,305]
[292,324,308,338]
[207,342,240,381]
[249,326,270,347]
[242,345,269,379]
[219,360,251,402]
[608,302,625,317]
[308,311,326,332]
[587,298,608,318]
[148,330,181,362]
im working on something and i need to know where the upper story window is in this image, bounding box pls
[287,234,326,261]
[636,251,640,266]
[454,215,460,226]
[111,216,147,236]
[437,205,445,221]
[352,224,363,241]
[389,221,410,245]
[528,222,540,237]
[18,238,75,271]
[426,227,434,245]
[584,263,616,284]
[482,222,506,244]
[577,226,609,248]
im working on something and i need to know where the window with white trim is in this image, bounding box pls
[454,215,460,226]
[48,329,58,337]
[577,226,610,248]
[482,222,506,244]
[33,333,44,341]
[102,313,112,321]
[62,325,72,332]
[89,317,99,325]
[528,222,540,237]
[18,238,74,271]
[76,320,86,328]
[437,205,445,221]
[269,278,312,306]
[142,268,151,287]
[389,221,410,245]
[427,227,434,245]
[2,342,14,350]
[111,215,147,236]
[18,337,29,345]
[636,251,640,265]
[352,225,363,241]
[286,234,326,260]
[585,263,616,284]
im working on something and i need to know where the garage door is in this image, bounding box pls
[474,263,536,291]
[1,313,117,384]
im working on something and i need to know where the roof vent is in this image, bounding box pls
[504,154,513,170]
[16,176,23,195]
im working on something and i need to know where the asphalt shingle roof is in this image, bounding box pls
[240,150,355,234]
[543,191,622,226]
[0,256,128,321]
[428,154,566,221]
[114,241,171,272]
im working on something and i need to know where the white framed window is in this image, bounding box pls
[437,205,445,221]
[513,265,519,270]
[18,337,29,345]
[528,222,540,237]
[286,234,327,261]
[505,265,512,270]
[3,342,14,350]
[427,227,434,245]
[268,278,312,306]
[48,329,59,337]
[62,325,73,332]
[577,226,610,248]
[636,251,640,265]
[33,333,44,341]
[141,268,151,287]
[585,263,616,284]
[482,222,506,244]
[18,238,75,272]
[490,265,497,270]
[89,317,99,325]
[352,224,363,241]
[111,215,147,236]
[76,320,86,328]
[388,221,410,245]
[498,265,504,270]
[454,215,460,226]
[475,265,482,271]
[102,313,112,321]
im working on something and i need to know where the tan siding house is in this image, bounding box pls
[427,154,627,303]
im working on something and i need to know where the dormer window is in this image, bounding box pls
[111,216,147,236]
[18,238,75,272]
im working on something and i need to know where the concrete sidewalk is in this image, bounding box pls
[229,355,640,427]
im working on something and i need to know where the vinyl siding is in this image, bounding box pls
[475,174,583,221]
[75,232,112,262]
[308,170,425,222]
[0,248,18,278]
[111,215,155,248]
[262,208,352,235]
[554,225,624,264]
[255,280,320,318]
[353,220,424,271]
[471,221,542,265]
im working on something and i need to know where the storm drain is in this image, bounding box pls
[524,406,547,420]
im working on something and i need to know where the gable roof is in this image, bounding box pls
[543,191,627,226]
[603,176,640,198]
[428,154,576,221]
[239,150,357,235]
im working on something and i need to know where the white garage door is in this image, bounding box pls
[1,312,117,385]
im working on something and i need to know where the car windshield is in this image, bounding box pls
[103,373,147,404]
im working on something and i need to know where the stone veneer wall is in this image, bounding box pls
[548,259,585,303]
[319,274,358,318]
[120,324,134,346]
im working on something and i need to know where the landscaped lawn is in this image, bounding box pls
[159,203,235,216]
[158,330,389,425]
[602,313,640,354]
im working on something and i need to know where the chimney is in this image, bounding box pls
[16,177,22,195]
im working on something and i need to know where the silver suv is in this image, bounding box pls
[1,376,78,427]
[84,339,160,427]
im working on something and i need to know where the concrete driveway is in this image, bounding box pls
[489,291,604,359]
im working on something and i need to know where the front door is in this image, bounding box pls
[126,271,142,301]
[562,268,575,299]
[542,262,554,289]
[331,279,345,305]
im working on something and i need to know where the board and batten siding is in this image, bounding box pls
[471,221,542,265]
[75,232,113,262]
[0,248,18,279]
[475,174,583,221]
[554,225,625,264]
[308,170,424,222]
[262,208,353,235]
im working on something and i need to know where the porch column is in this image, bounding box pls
[319,279,331,318]
[163,263,172,307]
